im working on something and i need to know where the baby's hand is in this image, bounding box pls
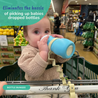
[37,36,49,61]
[37,35,49,52]
[51,34,64,38]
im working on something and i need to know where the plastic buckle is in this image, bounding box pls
[68,81,76,98]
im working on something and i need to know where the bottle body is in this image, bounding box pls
[47,36,75,59]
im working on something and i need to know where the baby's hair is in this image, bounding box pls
[23,15,53,36]
[23,26,27,36]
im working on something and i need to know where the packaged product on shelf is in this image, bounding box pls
[95,38,98,44]
[83,40,93,46]
[83,23,87,30]
[90,23,95,30]
[9,53,14,58]
[83,22,95,30]
[8,46,13,51]
[88,40,93,46]
[0,46,7,51]
[2,59,14,64]
[89,32,94,38]
[94,43,98,50]
[96,43,98,49]
[1,53,14,58]
[83,40,88,46]
[82,31,94,39]
[7,37,14,44]
[0,46,13,51]
[2,46,8,51]
[82,21,95,49]
[1,53,8,58]
[14,48,21,54]
[82,32,86,38]
[2,60,8,64]
[94,43,96,48]
[15,56,20,61]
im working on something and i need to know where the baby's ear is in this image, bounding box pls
[24,33,29,41]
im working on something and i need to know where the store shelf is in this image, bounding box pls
[0,58,15,60]
[65,7,79,32]
[0,63,15,67]
[0,27,21,67]
[0,64,9,67]
[8,44,14,46]
[0,51,14,53]
[14,46,21,48]
[7,35,14,37]
[14,54,21,56]
[94,42,98,50]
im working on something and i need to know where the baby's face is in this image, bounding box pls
[25,17,51,48]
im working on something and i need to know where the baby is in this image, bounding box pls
[18,16,77,98]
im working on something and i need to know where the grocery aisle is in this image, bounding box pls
[65,32,98,65]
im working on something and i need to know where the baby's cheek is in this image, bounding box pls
[35,39,39,47]
[36,37,40,42]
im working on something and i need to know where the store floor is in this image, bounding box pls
[65,32,98,65]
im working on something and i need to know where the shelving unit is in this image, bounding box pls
[82,22,95,52]
[0,36,21,67]
[65,6,80,32]
[93,30,98,58]
[0,26,23,67]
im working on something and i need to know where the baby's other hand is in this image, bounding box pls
[51,34,64,38]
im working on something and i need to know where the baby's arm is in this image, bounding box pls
[18,52,48,78]
[18,36,49,78]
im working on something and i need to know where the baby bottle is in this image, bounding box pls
[41,35,75,59]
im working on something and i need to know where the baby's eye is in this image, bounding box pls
[45,30,49,34]
[34,30,39,34]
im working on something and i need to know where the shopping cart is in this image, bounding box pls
[63,53,98,98]
[0,52,98,98]
[0,61,25,81]
[74,35,85,44]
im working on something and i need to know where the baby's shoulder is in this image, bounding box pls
[21,45,38,55]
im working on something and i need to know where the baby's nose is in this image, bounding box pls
[42,33,46,37]
[41,33,47,38]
